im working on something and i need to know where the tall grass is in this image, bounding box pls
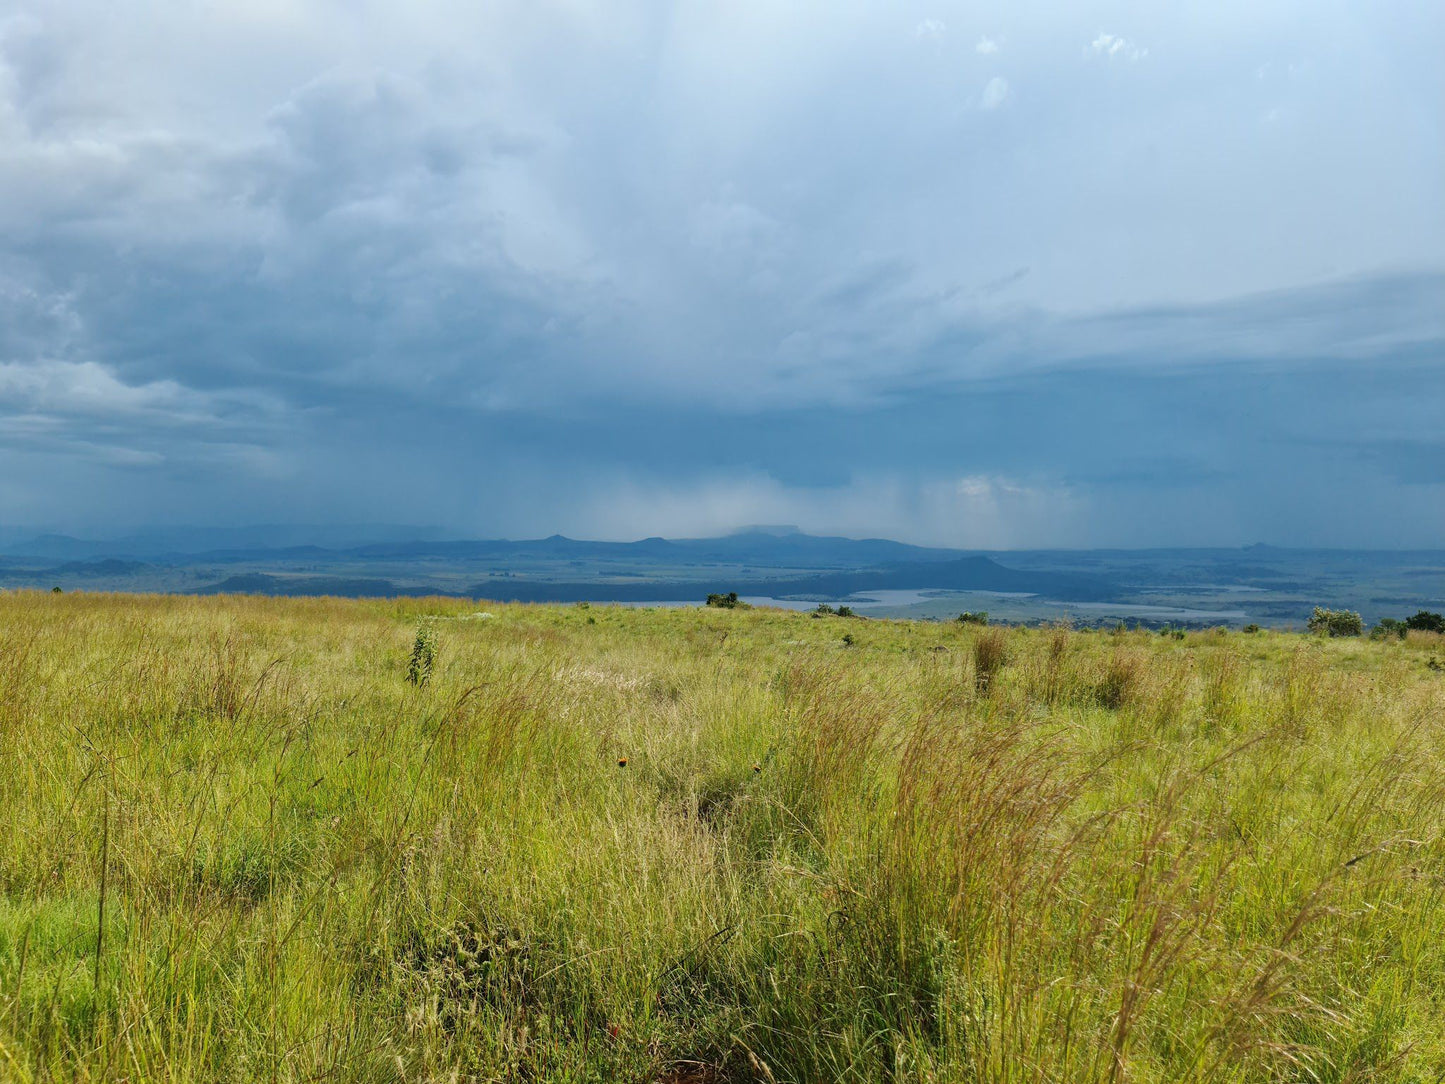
[1,591,1443,1082]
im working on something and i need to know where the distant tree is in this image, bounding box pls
[1371,617,1407,641]
[814,603,836,616]
[1308,607,1363,637]
[1242,623,1262,634]
[835,605,856,618]
[706,592,745,609]
[955,611,988,626]
[1404,610,1445,634]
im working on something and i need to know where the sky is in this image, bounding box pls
[0,0,1442,548]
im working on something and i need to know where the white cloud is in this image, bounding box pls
[980,76,1010,110]
[1090,32,1148,61]
[914,19,946,42]
[689,197,784,256]
[975,36,1000,55]
[0,359,208,419]
[0,358,279,448]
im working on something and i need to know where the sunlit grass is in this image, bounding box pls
[1,591,1443,1082]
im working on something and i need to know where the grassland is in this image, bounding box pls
[2,592,1444,1083]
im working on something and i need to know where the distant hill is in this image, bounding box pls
[6,528,1441,625]
[348,534,682,561]
[3,534,115,560]
[49,559,151,576]
[346,529,967,568]
[0,525,457,559]
[196,573,443,598]
[668,530,966,567]
[2,527,970,568]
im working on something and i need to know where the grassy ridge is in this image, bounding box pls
[1,592,1443,1083]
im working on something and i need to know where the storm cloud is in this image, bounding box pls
[1,0,1441,545]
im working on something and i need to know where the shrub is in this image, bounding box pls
[1371,618,1407,641]
[814,603,836,616]
[1242,623,1262,634]
[1405,610,1445,634]
[706,592,748,609]
[955,611,988,626]
[835,605,856,618]
[841,632,856,647]
[406,620,439,686]
[1307,607,1363,637]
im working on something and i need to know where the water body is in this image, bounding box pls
[1064,601,1249,622]
[1137,584,1269,594]
[617,588,1040,612]
[843,588,1037,608]
[616,596,818,611]
[615,589,1246,624]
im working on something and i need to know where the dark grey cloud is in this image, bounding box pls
[0,1,1441,545]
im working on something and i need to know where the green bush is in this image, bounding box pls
[1369,612,1442,640]
[955,611,988,626]
[706,592,747,609]
[1308,607,1363,637]
[1405,610,1445,634]
[1372,618,1407,641]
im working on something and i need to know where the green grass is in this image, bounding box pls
[2,592,1444,1082]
